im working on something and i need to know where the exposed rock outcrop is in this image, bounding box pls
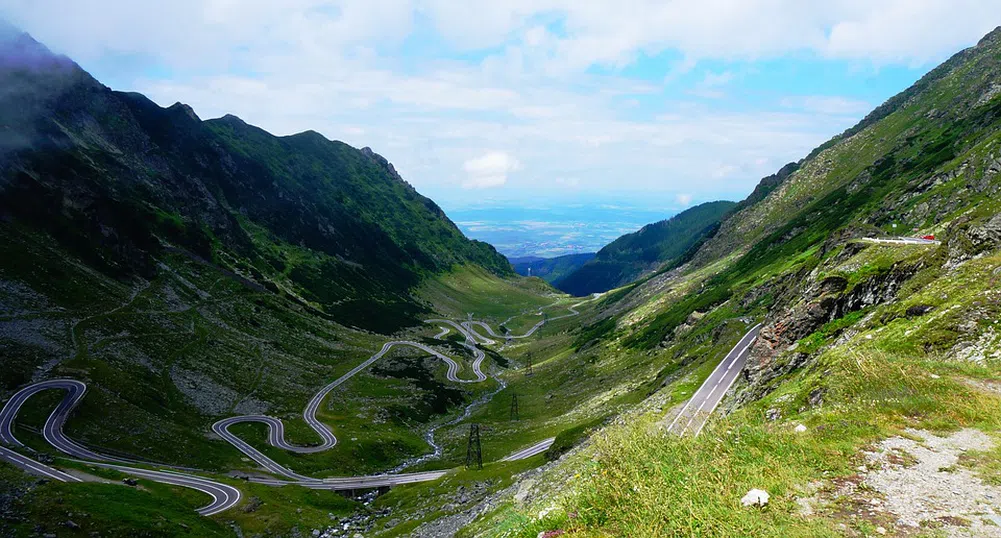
[734,259,919,404]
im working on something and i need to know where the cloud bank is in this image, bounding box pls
[3,1,996,208]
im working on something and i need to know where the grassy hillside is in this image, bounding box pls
[556,201,735,296]
[455,26,1001,538]
[0,30,559,537]
[510,253,596,284]
[6,22,1001,538]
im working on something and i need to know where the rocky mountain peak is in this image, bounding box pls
[168,102,200,122]
[218,113,247,125]
[0,30,75,72]
[361,146,408,186]
[976,25,1001,48]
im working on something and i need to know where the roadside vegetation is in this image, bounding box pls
[465,246,1001,538]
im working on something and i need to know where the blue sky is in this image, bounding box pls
[3,1,999,220]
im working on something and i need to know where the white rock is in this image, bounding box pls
[741,489,770,507]
[876,526,886,535]
[794,424,808,433]
[514,479,536,505]
[930,374,941,379]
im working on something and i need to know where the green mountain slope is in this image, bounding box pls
[510,252,596,283]
[460,26,1001,538]
[0,32,554,532]
[555,200,736,296]
[0,32,509,334]
[6,23,1001,538]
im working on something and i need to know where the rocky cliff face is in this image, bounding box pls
[733,201,1001,406]
[735,249,924,404]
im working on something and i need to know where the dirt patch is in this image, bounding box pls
[963,377,1001,396]
[795,429,1001,536]
[862,428,1001,537]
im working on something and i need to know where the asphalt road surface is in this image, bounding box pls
[462,302,584,341]
[0,445,81,483]
[83,462,242,517]
[0,379,242,516]
[499,437,556,462]
[862,236,941,245]
[667,324,763,437]
[0,304,588,514]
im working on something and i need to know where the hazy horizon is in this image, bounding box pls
[447,202,678,258]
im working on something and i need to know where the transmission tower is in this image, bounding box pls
[465,424,482,469]
[510,393,520,420]
[525,353,534,376]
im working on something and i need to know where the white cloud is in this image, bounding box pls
[422,1,998,68]
[8,2,996,77]
[687,69,736,98]
[3,0,997,208]
[780,95,872,116]
[462,151,520,189]
[676,193,693,206]
[711,164,740,179]
[555,177,581,188]
[701,70,735,87]
[824,0,1000,64]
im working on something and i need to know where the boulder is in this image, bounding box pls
[807,387,824,407]
[741,489,770,507]
[906,304,935,317]
[514,479,535,505]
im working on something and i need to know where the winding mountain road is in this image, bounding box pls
[0,301,587,515]
[667,324,762,437]
[0,379,242,516]
[462,302,583,342]
[210,338,491,482]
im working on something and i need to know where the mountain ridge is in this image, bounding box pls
[0,30,511,332]
[555,200,736,296]
[510,252,596,283]
[463,24,1001,537]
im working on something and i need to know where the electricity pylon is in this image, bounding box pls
[465,424,482,469]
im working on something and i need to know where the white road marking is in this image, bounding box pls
[669,324,761,436]
[0,298,600,511]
